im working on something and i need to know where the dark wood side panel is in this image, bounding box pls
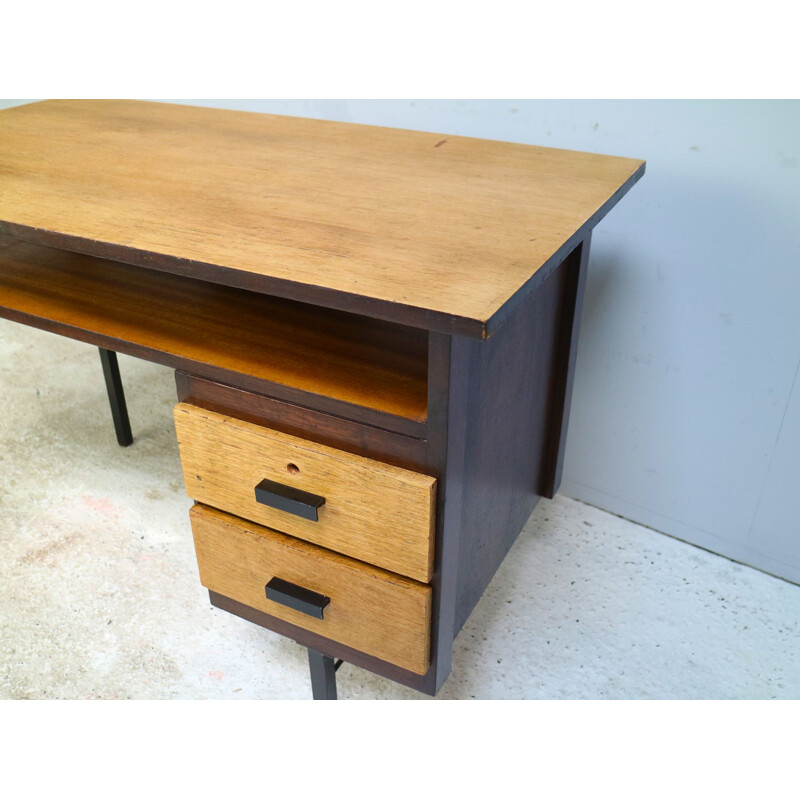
[539,234,592,498]
[419,332,471,694]
[452,244,579,633]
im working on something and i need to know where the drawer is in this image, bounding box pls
[174,403,436,581]
[190,504,432,675]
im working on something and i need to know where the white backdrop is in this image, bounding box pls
[3,99,798,584]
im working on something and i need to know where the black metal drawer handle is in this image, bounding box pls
[254,478,325,522]
[265,577,330,619]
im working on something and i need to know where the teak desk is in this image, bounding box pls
[0,100,644,698]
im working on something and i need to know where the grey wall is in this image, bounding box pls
[3,99,799,584]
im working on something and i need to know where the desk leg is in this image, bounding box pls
[307,648,342,700]
[98,348,133,447]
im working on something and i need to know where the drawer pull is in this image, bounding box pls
[254,478,326,521]
[265,577,330,619]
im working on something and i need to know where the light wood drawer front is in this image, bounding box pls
[190,504,431,675]
[174,403,436,582]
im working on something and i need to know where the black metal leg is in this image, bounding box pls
[98,348,133,447]
[307,648,342,700]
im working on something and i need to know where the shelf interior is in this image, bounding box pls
[0,234,428,424]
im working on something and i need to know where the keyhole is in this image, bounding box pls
[286,463,300,475]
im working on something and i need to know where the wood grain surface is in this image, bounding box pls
[174,403,437,582]
[0,100,645,337]
[174,373,430,471]
[208,591,435,691]
[0,234,428,422]
[190,505,432,675]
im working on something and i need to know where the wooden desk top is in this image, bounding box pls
[0,100,644,338]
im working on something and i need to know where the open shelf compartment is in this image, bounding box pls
[0,234,428,431]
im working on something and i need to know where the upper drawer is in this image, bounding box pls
[173,403,436,582]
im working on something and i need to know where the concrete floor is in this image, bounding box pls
[1,318,798,700]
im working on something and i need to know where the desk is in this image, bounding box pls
[0,100,644,697]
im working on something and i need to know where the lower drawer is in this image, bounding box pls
[189,504,432,675]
